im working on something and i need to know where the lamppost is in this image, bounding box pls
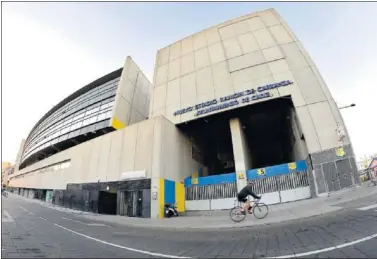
[339,103,356,110]
[337,103,356,145]
[336,102,359,185]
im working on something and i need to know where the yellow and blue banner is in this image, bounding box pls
[158,178,185,218]
[246,160,307,180]
[184,172,236,187]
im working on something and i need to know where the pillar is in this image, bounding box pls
[290,108,308,161]
[229,118,251,191]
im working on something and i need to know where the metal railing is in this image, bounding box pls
[186,182,237,201]
[185,171,309,201]
[248,171,309,194]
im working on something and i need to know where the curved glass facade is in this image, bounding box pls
[21,77,120,164]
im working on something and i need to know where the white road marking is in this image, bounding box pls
[40,203,91,215]
[86,223,108,227]
[38,217,47,221]
[269,233,377,258]
[61,217,108,227]
[19,206,28,212]
[53,223,190,258]
[29,212,35,215]
[61,216,86,224]
[2,211,15,223]
[357,204,377,211]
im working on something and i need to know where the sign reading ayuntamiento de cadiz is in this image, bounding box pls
[173,80,293,117]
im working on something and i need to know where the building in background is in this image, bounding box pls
[8,8,360,218]
[368,157,377,184]
[357,154,377,170]
[2,162,13,187]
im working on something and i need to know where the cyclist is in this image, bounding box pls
[237,182,261,214]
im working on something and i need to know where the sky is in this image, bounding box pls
[2,1,377,164]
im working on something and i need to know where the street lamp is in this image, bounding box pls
[339,103,356,110]
[336,102,357,174]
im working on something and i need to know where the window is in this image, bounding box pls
[82,118,91,127]
[59,134,68,142]
[85,107,94,116]
[97,112,107,121]
[51,138,58,145]
[70,121,83,131]
[73,129,81,138]
[105,110,112,118]
[89,115,97,124]
[74,112,85,121]
[92,106,100,114]
[100,102,109,110]
[75,121,83,129]
[61,126,69,134]
[66,117,73,125]
[53,130,60,138]
[108,100,115,108]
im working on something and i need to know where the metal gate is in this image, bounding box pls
[185,182,237,200]
[118,190,143,217]
[247,171,310,194]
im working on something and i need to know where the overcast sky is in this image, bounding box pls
[2,2,377,164]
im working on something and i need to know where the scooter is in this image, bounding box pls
[164,204,179,218]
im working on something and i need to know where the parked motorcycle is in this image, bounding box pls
[164,204,179,218]
[2,190,8,198]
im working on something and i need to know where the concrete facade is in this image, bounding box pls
[19,57,150,170]
[9,8,359,218]
[9,116,202,217]
[150,8,358,196]
[10,116,201,188]
[13,139,25,173]
[110,57,152,130]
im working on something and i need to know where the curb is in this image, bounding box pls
[80,206,344,231]
[7,188,371,231]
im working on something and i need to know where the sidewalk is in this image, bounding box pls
[78,184,377,230]
[9,184,377,230]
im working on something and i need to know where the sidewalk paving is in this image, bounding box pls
[79,184,377,230]
[8,184,377,230]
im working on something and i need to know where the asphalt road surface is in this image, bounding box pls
[2,194,377,258]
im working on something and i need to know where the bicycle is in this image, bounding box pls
[229,197,268,222]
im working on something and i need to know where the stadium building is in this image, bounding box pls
[8,9,360,218]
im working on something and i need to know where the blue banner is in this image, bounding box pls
[184,172,236,187]
[246,160,308,180]
[183,161,308,187]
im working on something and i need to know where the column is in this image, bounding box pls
[290,108,308,161]
[229,117,251,192]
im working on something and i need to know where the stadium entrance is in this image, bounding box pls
[178,97,308,176]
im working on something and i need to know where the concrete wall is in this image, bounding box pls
[111,57,152,130]
[9,116,201,192]
[150,8,358,195]
[13,139,25,172]
[150,8,347,153]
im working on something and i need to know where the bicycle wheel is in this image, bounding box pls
[230,206,246,222]
[252,203,268,219]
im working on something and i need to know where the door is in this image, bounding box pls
[322,162,341,192]
[336,159,354,189]
[118,190,144,217]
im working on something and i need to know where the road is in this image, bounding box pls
[2,194,377,258]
